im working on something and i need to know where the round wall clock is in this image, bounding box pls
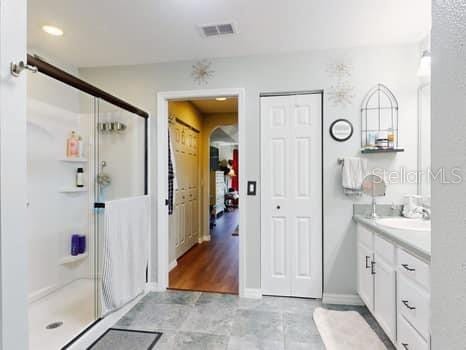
[329,118,353,142]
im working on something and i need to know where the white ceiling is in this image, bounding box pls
[191,98,238,114]
[28,0,431,68]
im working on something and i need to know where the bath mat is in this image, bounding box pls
[232,225,239,236]
[87,328,162,350]
[313,308,387,350]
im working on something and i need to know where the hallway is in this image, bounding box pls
[169,210,239,294]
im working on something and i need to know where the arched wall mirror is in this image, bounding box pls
[361,84,401,152]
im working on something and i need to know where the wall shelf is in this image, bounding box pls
[59,187,87,193]
[60,253,87,265]
[361,148,405,154]
[59,157,88,163]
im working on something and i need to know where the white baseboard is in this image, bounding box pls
[198,235,211,243]
[322,293,364,306]
[242,288,262,299]
[169,260,178,271]
[145,282,166,293]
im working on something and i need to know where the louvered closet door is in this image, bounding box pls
[260,93,322,298]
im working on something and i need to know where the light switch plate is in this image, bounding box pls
[247,181,257,195]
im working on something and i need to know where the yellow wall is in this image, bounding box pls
[168,101,203,131]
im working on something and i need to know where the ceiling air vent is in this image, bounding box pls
[199,23,236,37]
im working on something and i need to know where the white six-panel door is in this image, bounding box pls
[260,93,322,298]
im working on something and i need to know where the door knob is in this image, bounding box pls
[276,205,281,210]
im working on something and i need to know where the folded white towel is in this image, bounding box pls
[342,157,367,195]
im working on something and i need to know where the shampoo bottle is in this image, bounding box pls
[67,131,79,158]
[76,168,84,188]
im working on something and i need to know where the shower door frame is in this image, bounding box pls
[25,54,150,347]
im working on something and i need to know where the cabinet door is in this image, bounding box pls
[374,255,396,342]
[192,193,199,244]
[185,198,193,242]
[357,243,374,312]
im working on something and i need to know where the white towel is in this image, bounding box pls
[101,195,150,316]
[342,157,367,195]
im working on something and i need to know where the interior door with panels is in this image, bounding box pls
[260,93,322,298]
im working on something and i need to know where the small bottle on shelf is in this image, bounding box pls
[387,129,395,149]
[76,168,84,188]
[66,131,79,158]
[77,136,84,158]
[71,234,80,256]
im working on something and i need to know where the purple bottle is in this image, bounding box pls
[71,234,80,256]
[78,235,86,254]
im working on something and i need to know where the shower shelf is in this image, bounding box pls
[59,187,87,193]
[59,157,88,163]
[60,253,88,265]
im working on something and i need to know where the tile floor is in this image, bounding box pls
[113,290,396,350]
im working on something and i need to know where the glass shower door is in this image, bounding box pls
[93,98,147,317]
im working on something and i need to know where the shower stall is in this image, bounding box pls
[26,55,148,350]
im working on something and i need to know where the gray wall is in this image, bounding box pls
[431,2,466,349]
[81,44,420,296]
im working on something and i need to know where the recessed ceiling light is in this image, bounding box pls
[216,97,227,101]
[42,25,63,36]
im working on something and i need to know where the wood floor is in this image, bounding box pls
[169,210,239,294]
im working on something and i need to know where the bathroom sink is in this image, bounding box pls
[376,217,431,232]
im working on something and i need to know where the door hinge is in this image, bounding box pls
[165,199,169,206]
[371,261,376,275]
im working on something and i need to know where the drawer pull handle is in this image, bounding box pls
[365,256,371,269]
[402,300,416,310]
[401,343,409,350]
[401,264,416,272]
[371,261,376,275]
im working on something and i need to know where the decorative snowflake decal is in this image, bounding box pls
[328,81,355,107]
[326,59,355,107]
[326,62,352,79]
[191,59,214,85]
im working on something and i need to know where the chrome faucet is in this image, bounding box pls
[415,206,431,220]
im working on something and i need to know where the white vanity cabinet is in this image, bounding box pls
[357,225,396,342]
[356,224,431,349]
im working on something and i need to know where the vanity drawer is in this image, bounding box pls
[397,315,429,350]
[358,224,373,249]
[398,248,430,290]
[374,234,395,265]
[398,274,430,339]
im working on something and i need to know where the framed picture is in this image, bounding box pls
[329,118,353,142]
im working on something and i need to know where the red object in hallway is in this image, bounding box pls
[232,149,239,191]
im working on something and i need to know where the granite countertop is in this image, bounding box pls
[353,214,431,263]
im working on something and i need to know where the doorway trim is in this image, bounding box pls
[156,88,246,296]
